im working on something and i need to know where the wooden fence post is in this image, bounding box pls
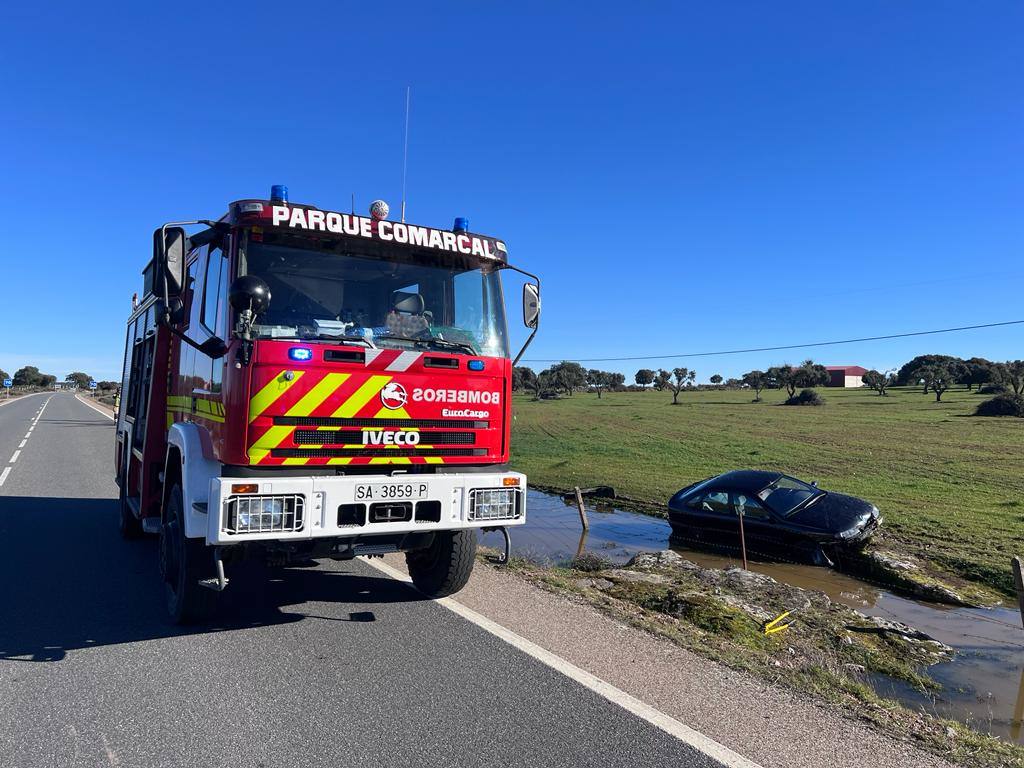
[574,486,589,531]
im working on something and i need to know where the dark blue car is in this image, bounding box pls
[667,470,882,565]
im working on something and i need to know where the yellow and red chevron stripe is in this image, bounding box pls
[246,370,419,467]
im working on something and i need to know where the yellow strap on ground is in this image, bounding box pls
[249,370,304,424]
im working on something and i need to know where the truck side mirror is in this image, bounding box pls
[153,226,187,298]
[199,336,228,359]
[523,283,540,328]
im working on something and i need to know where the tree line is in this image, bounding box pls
[0,366,118,391]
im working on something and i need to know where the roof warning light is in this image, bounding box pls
[271,184,288,203]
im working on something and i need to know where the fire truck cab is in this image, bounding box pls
[116,187,540,623]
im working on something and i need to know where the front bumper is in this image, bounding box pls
[205,471,526,545]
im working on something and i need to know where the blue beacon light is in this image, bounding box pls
[468,360,485,371]
[271,184,289,203]
[453,217,469,233]
[288,347,313,362]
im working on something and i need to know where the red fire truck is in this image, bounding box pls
[116,186,540,623]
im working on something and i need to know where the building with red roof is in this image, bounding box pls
[825,365,869,388]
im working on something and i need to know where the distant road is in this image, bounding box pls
[0,393,734,768]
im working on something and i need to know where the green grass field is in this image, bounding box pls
[509,386,1024,596]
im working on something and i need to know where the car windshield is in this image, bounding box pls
[239,231,509,357]
[757,476,823,516]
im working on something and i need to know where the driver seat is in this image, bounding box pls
[386,291,429,337]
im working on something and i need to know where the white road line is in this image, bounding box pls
[9,450,20,463]
[363,558,762,768]
[0,467,10,486]
[18,439,26,448]
[75,393,115,420]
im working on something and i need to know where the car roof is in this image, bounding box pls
[706,470,784,493]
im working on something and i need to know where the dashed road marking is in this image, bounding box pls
[0,394,53,492]
[364,558,763,768]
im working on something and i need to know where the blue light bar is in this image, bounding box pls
[453,217,469,233]
[288,347,313,361]
[271,184,289,203]
[468,360,485,371]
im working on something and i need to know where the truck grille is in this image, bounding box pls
[293,429,476,446]
[274,416,488,429]
[271,448,484,458]
[224,494,304,534]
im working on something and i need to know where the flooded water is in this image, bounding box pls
[480,489,1024,745]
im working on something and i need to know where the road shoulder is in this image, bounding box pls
[380,552,954,768]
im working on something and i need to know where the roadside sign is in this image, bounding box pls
[89,380,98,390]
[2,379,10,388]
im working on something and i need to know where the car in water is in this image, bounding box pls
[667,470,882,565]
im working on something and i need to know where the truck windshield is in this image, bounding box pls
[239,232,510,358]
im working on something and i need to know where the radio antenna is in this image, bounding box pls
[401,86,411,222]
[351,192,355,215]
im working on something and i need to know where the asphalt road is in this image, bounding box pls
[0,393,726,768]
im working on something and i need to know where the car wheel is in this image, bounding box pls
[159,483,218,624]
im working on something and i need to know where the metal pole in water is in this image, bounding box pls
[1012,556,1024,629]
[738,509,749,570]
[574,486,589,531]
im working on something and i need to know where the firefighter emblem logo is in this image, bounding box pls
[380,382,408,410]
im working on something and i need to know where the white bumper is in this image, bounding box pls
[205,471,526,545]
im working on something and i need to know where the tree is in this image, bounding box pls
[769,360,829,398]
[548,361,586,396]
[65,372,92,389]
[896,355,966,386]
[512,366,534,392]
[709,374,723,386]
[962,358,994,391]
[607,372,625,390]
[13,366,53,387]
[686,369,697,388]
[742,370,770,402]
[0,368,8,382]
[862,369,895,396]
[995,360,1024,396]
[653,369,672,391]
[586,369,609,398]
[669,367,691,405]
[911,362,957,402]
[517,367,542,400]
[634,369,655,389]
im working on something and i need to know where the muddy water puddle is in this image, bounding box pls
[480,489,1024,745]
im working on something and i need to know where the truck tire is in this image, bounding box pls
[405,530,476,598]
[118,482,143,539]
[159,483,217,624]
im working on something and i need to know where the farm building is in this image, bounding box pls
[825,365,868,388]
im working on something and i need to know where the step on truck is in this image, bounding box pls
[116,187,541,623]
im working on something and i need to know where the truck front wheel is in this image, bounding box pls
[159,483,217,624]
[405,530,477,598]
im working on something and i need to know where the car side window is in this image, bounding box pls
[733,493,771,521]
[689,490,731,515]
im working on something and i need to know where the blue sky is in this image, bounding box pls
[1,2,1021,382]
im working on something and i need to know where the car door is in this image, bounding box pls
[683,488,737,544]
[731,492,780,557]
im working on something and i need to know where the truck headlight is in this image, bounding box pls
[469,488,521,521]
[224,494,305,534]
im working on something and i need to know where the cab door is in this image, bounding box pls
[190,239,230,447]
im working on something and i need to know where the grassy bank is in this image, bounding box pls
[509,386,1024,597]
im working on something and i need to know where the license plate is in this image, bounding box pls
[354,482,430,502]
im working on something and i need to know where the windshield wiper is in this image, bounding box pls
[379,335,477,355]
[258,334,376,348]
